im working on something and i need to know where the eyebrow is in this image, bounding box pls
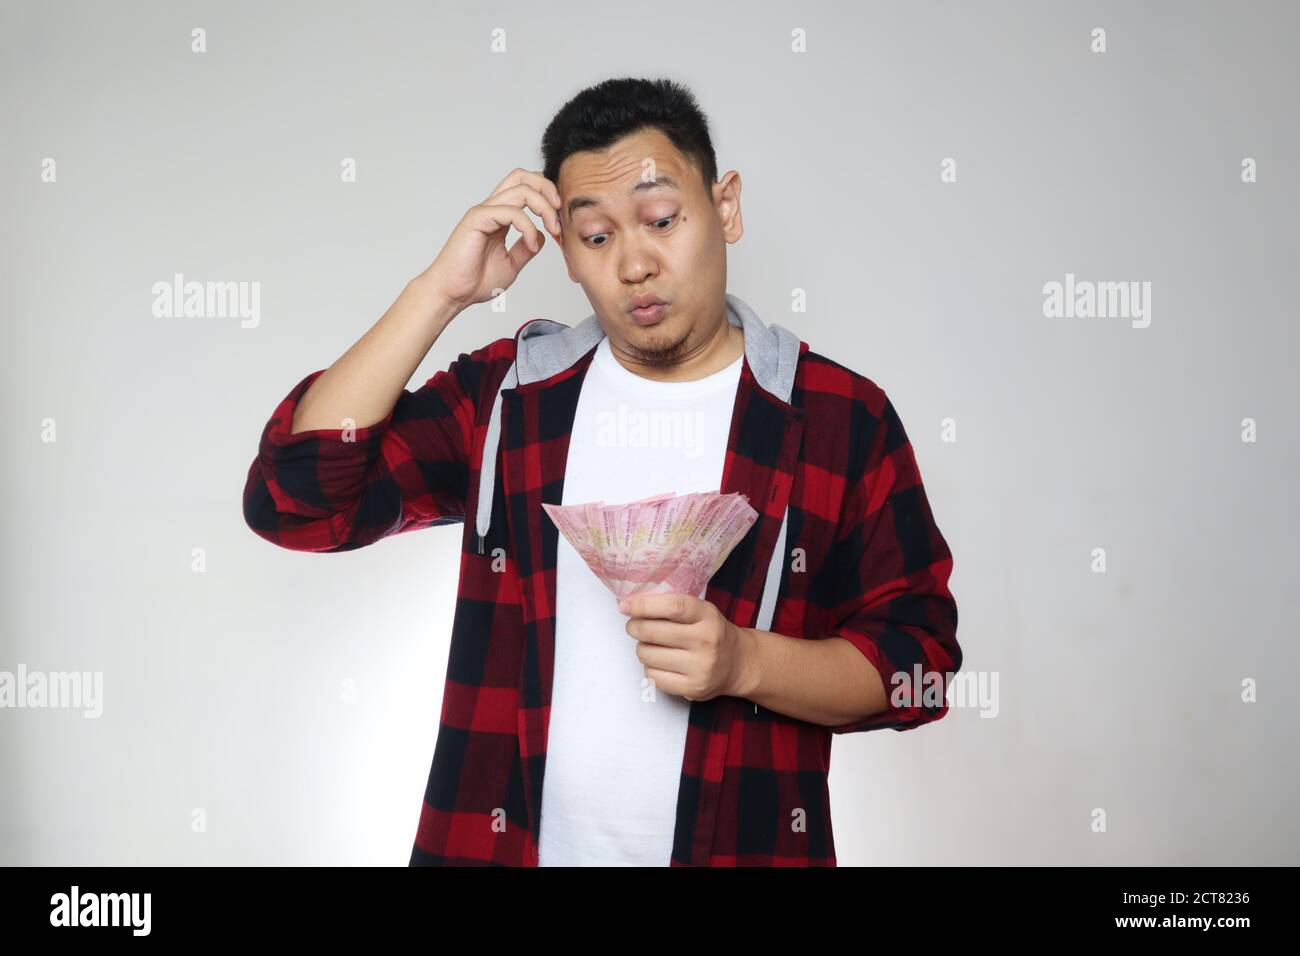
[566,174,681,219]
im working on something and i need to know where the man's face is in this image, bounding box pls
[555,127,742,368]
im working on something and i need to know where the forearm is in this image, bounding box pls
[290,270,462,434]
[736,627,890,727]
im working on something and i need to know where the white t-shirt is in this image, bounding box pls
[537,335,744,866]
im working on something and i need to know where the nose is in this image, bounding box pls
[617,233,660,285]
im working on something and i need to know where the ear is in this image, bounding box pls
[712,170,744,244]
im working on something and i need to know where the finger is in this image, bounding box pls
[626,616,690,648]
[643,667,691,698]
[505,232,539,273]
[486,168,563,219]
[636,644,692,675]
[486,168,561,208]
[483,182,562,238]
[477,203,543,253]
[619,591,702,623]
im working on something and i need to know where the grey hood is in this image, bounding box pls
[473,292,800,639]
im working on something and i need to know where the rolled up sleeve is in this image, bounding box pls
[822,390,961,734]
[242,357,477,553]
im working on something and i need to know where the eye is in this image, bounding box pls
[582,215,676,247]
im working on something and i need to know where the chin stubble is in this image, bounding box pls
[625,329,691,369]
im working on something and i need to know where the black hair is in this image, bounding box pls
[541,77,718,194]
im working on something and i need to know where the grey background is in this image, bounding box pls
[2,0,1296,865]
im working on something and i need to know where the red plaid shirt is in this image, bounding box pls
[243,302,961,866]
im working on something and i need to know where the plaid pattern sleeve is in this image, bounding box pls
[822,386,961,733]
[242,356,481,553]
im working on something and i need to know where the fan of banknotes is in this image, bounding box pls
[542,491,759,600]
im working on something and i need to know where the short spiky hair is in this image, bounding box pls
[541,77,718,193]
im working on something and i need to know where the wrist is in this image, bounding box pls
[734,626,763,699]
[406,271,462,329]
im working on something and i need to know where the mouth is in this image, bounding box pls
[628,295,669,326]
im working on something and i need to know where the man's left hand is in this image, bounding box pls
[617,592,756,702]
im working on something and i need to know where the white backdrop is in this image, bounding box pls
[1,0,1296,864]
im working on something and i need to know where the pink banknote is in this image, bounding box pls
[542,491,759,601]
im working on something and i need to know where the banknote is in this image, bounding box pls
[542,491,759,600]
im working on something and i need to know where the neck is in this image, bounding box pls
[608,307,745,383]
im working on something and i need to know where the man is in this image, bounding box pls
[243,77,961,866]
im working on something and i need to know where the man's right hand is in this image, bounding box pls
[420,168,564,314]
[284,169,564,437]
